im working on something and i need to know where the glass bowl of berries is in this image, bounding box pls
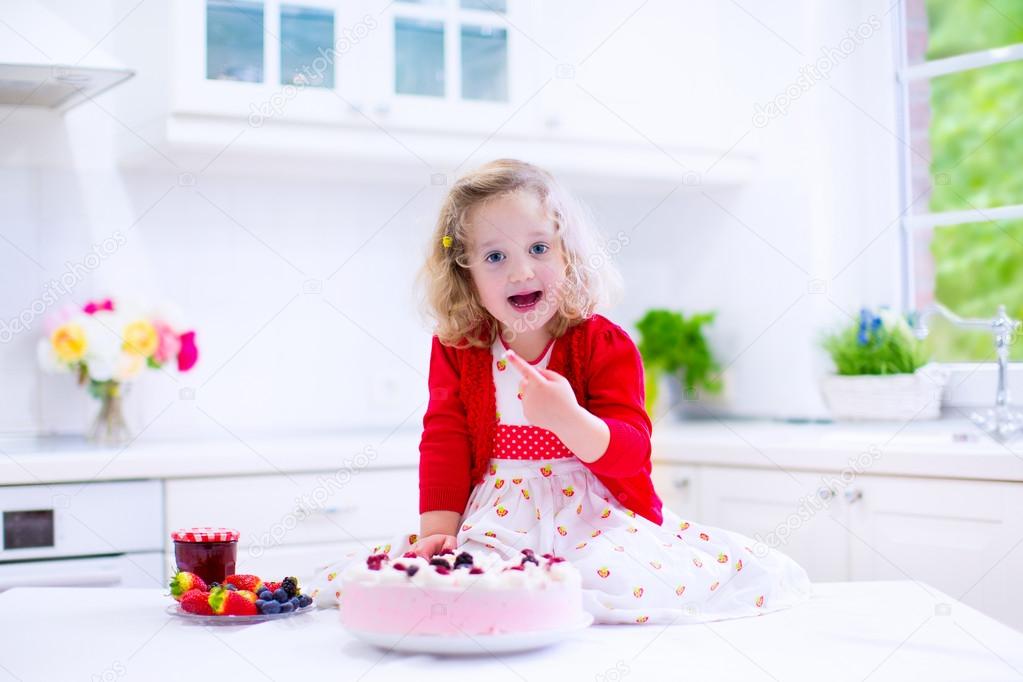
[167,572,315,624]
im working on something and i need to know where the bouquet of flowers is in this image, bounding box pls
[38,297,199,444]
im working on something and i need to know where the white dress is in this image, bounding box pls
[308,335,813,624]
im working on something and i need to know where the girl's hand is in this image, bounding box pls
[505,349,583,435]
[411,533,457,558]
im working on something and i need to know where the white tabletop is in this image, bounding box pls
[1,581,1021,681]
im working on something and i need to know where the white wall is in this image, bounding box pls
[0,0,903,439]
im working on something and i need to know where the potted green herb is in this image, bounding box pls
[636,309,723,418]
[819,306,947,420]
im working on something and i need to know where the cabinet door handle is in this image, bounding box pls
[673,477,690,490]
[817,487,836,500]
[844,488,863,504]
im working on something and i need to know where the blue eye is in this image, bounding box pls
[530,243,549,256]
[484,251,505,264]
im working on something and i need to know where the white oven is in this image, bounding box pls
[0,480,165,590]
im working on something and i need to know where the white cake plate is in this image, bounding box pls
[345,612,594,655]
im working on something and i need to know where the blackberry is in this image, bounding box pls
[429,557,451,569]
[453,552,474,568]
[281,576,299,598]
[521,554,539,566]
[406,565,420,577]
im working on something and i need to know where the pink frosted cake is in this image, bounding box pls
[339,548,584,636]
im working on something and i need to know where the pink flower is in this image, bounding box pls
[152,321,182,365]
[83,298,114,315]
[177,331,198,372]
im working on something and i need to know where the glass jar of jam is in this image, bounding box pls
[171,527,239,586]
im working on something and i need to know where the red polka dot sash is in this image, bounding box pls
[493,423,575,460]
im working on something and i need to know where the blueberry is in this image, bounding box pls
[255,599,266,610]
[261,600,281,615]
[225,583,237,591]
[258,590,272,601]
[274,588,288,603]
[280,601,295,613]
[297,595,312,608]
[289,596,300,607]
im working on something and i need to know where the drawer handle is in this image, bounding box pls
[844,489,863,504]
[818,487,836,500]
[673,477,690,490]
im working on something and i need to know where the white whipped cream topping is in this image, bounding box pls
[341,551,581,591]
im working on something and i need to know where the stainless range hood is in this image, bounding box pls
[0,2,135,111]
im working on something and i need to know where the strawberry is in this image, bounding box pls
[223,574,263,593]
[180,589,213,615]
[208,586,258,616]
[169,571,207,601]
[264,581,282,593]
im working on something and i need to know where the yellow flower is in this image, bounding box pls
[51,323,87,363]
[123,319,158,357]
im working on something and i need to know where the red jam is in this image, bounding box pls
[171,528,239,585]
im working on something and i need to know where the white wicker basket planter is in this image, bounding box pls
[819,364,950,421]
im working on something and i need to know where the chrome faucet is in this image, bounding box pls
[910,303,1022,442]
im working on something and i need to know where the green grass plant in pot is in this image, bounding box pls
[819,306,947,420]
[636,309,722,418]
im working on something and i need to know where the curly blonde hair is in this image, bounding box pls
[417,159,622,348]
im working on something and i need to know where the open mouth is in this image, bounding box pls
[507,290,543,311]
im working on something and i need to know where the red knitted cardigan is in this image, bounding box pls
[419,313,663,526]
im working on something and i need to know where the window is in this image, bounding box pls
[206,1,336,88]
[206,0,264,82]
[393,0,510,101]
[898,0,1023,362]
[395,18,445,96]
[280,5,335,87]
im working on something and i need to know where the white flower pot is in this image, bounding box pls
[819,364,950,421]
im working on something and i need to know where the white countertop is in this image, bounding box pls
[0,430,423,486]
[1,582,1021,681]
[651,418,1023,482]
[2,418,1022,486]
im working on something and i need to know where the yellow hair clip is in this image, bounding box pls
[441,234,453,248]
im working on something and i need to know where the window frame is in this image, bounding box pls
[389,0,511,103]
[894,0,1023,407]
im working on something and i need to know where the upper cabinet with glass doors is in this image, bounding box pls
[116,0,751,187]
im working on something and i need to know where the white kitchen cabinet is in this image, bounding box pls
[651,462,702,521]
[847,475,1023,631]
[111,0,753,186]
[696,466,851,584]
[656,457,1023,631]
[164,468,419,552]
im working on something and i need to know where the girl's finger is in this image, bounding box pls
[504,350,546,383]
[537,368,567,382]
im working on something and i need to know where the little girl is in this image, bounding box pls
[309,159,812,624]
